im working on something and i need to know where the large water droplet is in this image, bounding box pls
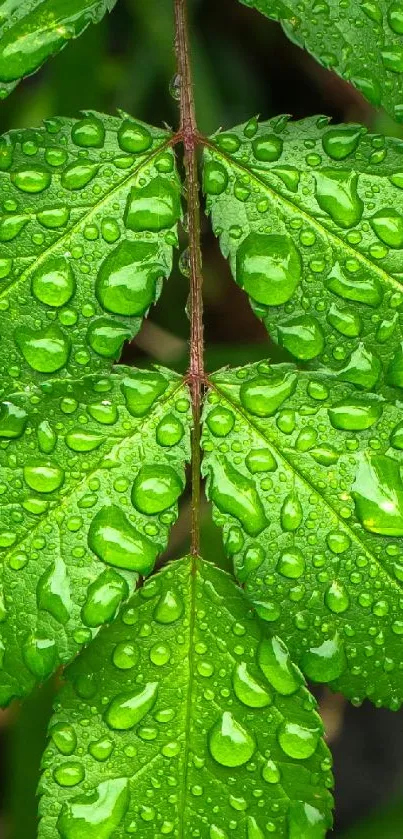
[72,117,105,148]
[281,492,303,531]
[124,178,180,232]
[0,214,28,242]
[208,711,255,767]
[206,406,235,437]
[57,778,129,839]
[156,414,184,446]
[15,323,70,373]
[88,505,157,574]
[121,371,167,417]
[22,634,56,678]
[324,581,350,614]
[0,401,27,438]
[82,570,128,628]
[240,370,297,416]
[236,233,301,305]
[278,315,324,360]
[61,163,99,190]
[54,762,85,788]
[327,302,362,337]
[338,344,381,390]
[352,453,403,535]
[326,262,382,307]
[328,399,382,431]
[322,125,362,160]
[87,318,131,359]
[277,720,320,759]
[203,160,228,195]
[50,722,77,756]
[315,169,363,228]
[246,816,265,839]
[277,548,305,579]
[371,209,403,248]
[37,558,71,624]
[131,465,183,514]
[12,166,51,193]
[24,460,64,493]
[301,633,347,681]
[288,802,329,839]
[233,662,272,707]
[258,636,303,695]
[105,682,158,730]
[252,133,283,162]
[32,256,75,307]
[118,120,152,153]
[153,589,184,623]
[208,458,268,536]
[96,241,164,316]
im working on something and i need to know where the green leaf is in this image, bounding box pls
[238,0,403,120]
[203,116,403,388]
[38,557,333,838]
[0,366,190,706]
[0,0,117,98]
[202,361,403,709]
[0,111,181,393]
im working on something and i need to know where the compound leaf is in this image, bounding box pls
[0,366,190,705]
[202,361,403,709]
[0,1,117,98]
[0,112,181,393]
[203,116,403,389]
[238,0,403,120]
[39,556,333,838]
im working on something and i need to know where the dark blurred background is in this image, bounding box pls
[1,1,403,836]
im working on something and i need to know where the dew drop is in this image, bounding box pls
[203,160,228,195]
[208,458,268,536]
[240,370,297,417]
[22,634,56,678]
[153,589,184,624]
[37,558,71,624]
[302,633,347,681]
[57,778,129,839]
[96,241,164,316]
[233,662,272,707]
[352,453,403,535]
[88,505,157,573]
[208,711,255,767]
[12,166,51,193]
[105,682,158,730]
[72,117,105,148]
[118,120,152,153]
[124,178,180,232]
[258,636,303,695]
[15,323,70,373]
[121,371,167,417]
[252,133,283,162]
[315,169,363,228]
[278,315,324,360]
[0,401,27,439]
[32,256,75,307]
[277,720,320,759]
[156,414,184,446]
[322,126,362,160]
[131,465,183,514]
[24,460,64,493]
[82,569,128,628]
[236,232,301,305]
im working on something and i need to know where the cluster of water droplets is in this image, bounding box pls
[0,367,190,704]
[39,559,332,839]
[202,360,403,709]
[241,0,403,121]
[204,114,403,382]
[0,112,181,387]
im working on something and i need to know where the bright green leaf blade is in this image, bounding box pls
[203,116,403,388]
[0,0,117,98]
[38,556,333,838]
[203,361,403,709]
[0,111,181,392]
[238,0,403,119]
[0,366,190,706]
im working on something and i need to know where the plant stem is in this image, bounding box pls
[174,0,204,557]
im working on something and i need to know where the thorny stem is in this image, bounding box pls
[174,0,205,557]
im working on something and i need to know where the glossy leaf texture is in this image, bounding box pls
[0,112,181,393]
[0,366,190,706]
[202,361,403,709]
[203,116,403,388]
[238,0,403,120]
[39,557,333,839]
[0,0,117,98]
